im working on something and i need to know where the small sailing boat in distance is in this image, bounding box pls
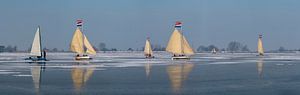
[25,26,48,61]
[70,19,96,60]
[144,37,154,58]
[166,21,194,60]
[211,48,217,54]
[257,34,264,56]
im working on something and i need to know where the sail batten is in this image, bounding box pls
[30,27,42,56]
[144,39,153,55]
[166,29,194,55]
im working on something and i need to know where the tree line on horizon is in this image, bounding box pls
[0,41,299,53]
[197,41,250,53]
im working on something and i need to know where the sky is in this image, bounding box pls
[0,0,300,51]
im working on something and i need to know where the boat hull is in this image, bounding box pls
[25,57,48,61]
[172,56,190,60]
[256,53,264,57]
[75,56,92,60]
[145,56,155,59]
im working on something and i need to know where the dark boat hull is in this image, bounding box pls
[25,57,48,61]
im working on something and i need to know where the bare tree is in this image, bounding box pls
[227,41,242,53]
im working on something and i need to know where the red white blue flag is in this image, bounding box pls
[76,19,83,26]
[175,21,182,28]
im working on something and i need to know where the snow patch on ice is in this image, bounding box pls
[0,72,20,74]
[45,64,105,68]
[13,75,32,77]
[276,64,285,66]
[209,62,241,64]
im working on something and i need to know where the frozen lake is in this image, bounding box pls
[1,52,300,95]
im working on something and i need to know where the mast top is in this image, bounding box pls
[175,21,182,30]
[259,34,262,38]
[76,19,83,27]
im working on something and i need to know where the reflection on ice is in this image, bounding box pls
[256,59,264,79]
[71,62,95,94]
[145,62,151,79]
[167,62,194,94]
[31,62,45,95]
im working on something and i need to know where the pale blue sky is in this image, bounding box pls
[0,0,300,50]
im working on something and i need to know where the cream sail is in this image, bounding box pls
[144,39,153,56]
[257,35,264,56]
[166,28,194,56]
[182,36,194,55]
[84,35,96,55]
[30,27,42,56]
[70,27,85,54]
[70,27,96,60]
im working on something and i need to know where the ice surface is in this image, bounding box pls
[1,52,300,95]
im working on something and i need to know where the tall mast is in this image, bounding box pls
[258,34,263,55]
[176,21,184,54]
[259,34,262,39]
[147,37,150,54]
[76,19,85,53]
[38,26,42,57]
[180,28,184,54]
